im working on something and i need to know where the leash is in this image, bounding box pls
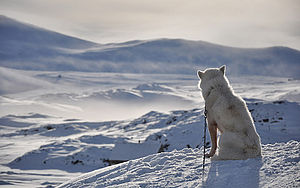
[202,106,208,175]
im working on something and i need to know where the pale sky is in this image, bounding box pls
[1,0,300,50]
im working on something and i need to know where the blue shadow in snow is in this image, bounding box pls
[203,157,263,188]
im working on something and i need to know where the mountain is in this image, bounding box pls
[73,39,300,76]
[0,15,300,77]
[0,15,100,71]
[0,16,98,49]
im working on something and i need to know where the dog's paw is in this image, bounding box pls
[211,155,220,161]
[205,153,214,158]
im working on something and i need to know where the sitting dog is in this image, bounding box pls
[197,65,261,160]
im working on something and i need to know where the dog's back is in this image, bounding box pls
[214,90,261,158]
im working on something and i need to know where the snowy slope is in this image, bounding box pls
[55,99,299,187]
[0,68,300,187]
[0,15,97,49]
[0,15,100,71]
[73,39,300,77]
[0,67,52,95]
[3,100,300,171]
[1,95,299,187]
[58,141,300,188]
[1,15,300,77]
[0,67,197,121]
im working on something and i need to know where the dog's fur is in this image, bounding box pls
[197,65,261,160]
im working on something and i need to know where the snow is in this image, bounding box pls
[58,141,300,188]
[0,67,51,95]
[1,72,299,187]
[0,14,300,188]
[0,67,197,121]
[1,15,300,77]
[110,143,161,161]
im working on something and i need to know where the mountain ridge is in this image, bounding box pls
[0,15,98,48]
[0,15,299,77]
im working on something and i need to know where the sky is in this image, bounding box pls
[0,0,300,50]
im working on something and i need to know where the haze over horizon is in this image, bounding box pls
[0,0,299,50]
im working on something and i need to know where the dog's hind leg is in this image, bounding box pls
[216,131,247,160]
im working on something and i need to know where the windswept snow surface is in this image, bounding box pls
[0,68,300,187]
[59,141,300,188]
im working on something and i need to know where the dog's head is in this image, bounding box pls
[197,65,226,97]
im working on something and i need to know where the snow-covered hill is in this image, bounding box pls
[58,141,300,188]
[1,15,300,77]
[3,100,300,172]
[0,69,299,187]
[0,16,97,49]
[0,15,99,71]
[0,67,51,95]
[1,99,299,187]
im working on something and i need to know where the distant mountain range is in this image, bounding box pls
[0,15,299,77]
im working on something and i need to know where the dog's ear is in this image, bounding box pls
[219,65,226,75]
[197,70,204,79]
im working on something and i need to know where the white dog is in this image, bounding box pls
[197,65,261,160]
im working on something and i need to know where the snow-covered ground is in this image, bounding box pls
[1,15,300,188]
[0,67,299,187]
[58,141,300,188]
